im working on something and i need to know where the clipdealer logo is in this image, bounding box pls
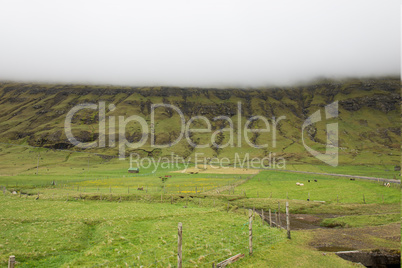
[301,101,339,167]
[64,100,339,168]
[64,102,286,159]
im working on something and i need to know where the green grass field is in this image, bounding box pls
[1,195,361,268]
[0,144,400,267]
[235,170,400,204]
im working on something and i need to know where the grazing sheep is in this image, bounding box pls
[308,180,310,182]
[314,180,317,182]
[137,187,144,191]
[386,183,390,187]
[296,182,301,186]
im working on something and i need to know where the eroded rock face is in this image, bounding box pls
[339,93,400,112]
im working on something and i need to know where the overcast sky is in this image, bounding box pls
[0,0,400,87]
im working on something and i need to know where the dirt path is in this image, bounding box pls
[172,166,260,175]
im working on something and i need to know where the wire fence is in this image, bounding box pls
[83,217,284,267]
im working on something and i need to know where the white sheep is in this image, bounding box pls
[300,183,304,186]
[296,182,300,186]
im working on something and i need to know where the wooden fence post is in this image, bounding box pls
[277,202,281,228]
[269,209,272,227]
[178,223,182,268]
[286,202,291,239]
[261,209,265,224]
[249,210,253,255]
[363,194,366,204]
[8,255,15,268]
[275,211,279,228]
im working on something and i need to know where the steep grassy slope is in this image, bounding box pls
[0,78,400,169]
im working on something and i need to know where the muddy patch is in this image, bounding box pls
[254,210,333,230]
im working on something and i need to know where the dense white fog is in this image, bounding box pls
[0,0,399,87]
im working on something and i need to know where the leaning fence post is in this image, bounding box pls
[178,223,183,268]
[8,255,15,268]
[286,202,291,239]
[249,210,253,255]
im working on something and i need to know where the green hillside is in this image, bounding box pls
[0,77,400,173]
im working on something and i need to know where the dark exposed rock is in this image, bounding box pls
[340,94,400,112]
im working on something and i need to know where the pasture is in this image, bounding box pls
[0,144,400,267]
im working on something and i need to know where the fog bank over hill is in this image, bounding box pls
[0,0,399,87]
